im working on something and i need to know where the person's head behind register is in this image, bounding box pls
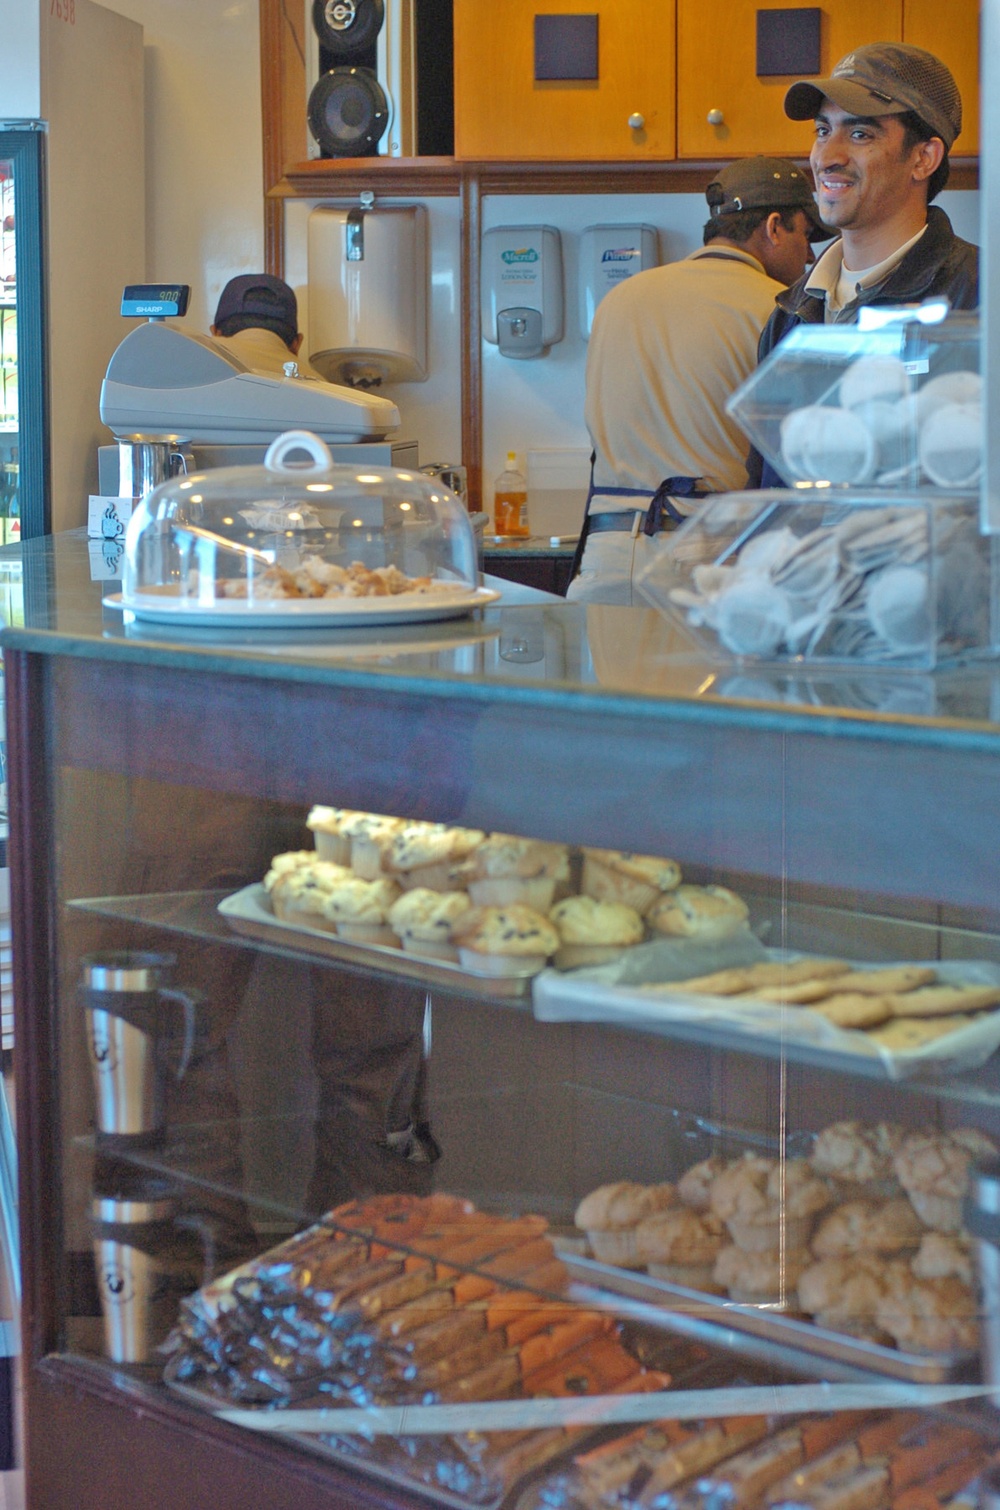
[210,273,321,378]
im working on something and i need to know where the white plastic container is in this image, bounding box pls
[307,204,428,386]
[526,447,590,538]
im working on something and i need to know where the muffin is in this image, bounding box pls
[388,823,485,892]
[305,806,361,864]
[894,1129,997,1232]
[911,1231,974,1286]
[798,1253,905,1333]
[580,848,681,915]
[387,887,473,962]
[810,1120,905,1200]
[574,1180,677,1268]
[646,884,750,942]
[714,1243,810,1305]
[449,903,560,977]
[633,1206,725,1290]
[320,875,401,946]
[268,858,353,932]
[341,812,405,880]
[466,834,570,909]
[710,1154,832,1252]
[262,851,317,889]
[810,1199,924,1259]
[875,1269,979,1354]
[677,1157,727,1212]
[548,894,644,970]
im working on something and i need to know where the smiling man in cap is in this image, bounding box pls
[748,43,978,486]
[569,155,827,604]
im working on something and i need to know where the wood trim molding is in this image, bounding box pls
[459,171,482,512]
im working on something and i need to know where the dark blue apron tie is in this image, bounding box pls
[569,458,708,581]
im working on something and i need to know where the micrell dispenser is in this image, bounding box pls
[481,226,563,359]
[579,224,659,339]
[308,202,428,387]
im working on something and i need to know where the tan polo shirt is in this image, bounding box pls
[584,244,787,497]
[212,325,324,380]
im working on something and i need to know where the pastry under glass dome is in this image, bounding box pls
[117,430,489,625]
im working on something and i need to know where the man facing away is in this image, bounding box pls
[749,42,978,487]
[210,272,323,378]
[569,156,827,606]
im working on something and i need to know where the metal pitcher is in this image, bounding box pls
[117,434,192,503]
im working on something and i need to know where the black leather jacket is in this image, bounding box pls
[747,207,980,488]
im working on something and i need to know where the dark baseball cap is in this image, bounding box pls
[213,274,299,346]
[784,42,962,149]
[706,156,830,241]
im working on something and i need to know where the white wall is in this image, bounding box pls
[104,0,264,337]
[0,3,41,119]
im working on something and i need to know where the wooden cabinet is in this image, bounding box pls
[903,0,980,155]
[677,0,904,158]
[453,0,676,160]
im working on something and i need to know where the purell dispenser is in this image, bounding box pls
[579,224,659,338]
[308,200,428,387]
[481,226,563,359]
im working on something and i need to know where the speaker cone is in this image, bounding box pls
[308,67,389,157]
[312,0,385,58]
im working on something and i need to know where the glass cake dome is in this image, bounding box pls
[117,430,491,627]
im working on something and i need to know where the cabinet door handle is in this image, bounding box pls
[707,108,725,126]
[628,112,645,130]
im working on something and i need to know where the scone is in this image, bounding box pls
[713,1243,810,1305]
[810,1121,905,1200]
[387,887,472,962]
[633,1206,725,1290]
[894,1128,998,1232]
[466,834,570,910]
[798,1253,909,1334]
[646,884,750,942]
[580,848,682,915]
[574,1180,677,1268]
[810,1199,924,1259]
[388,822,484,892]
[548,894,644,970]
[710,1154,831,1251]
[450,903,560,977]
[305,806,361,865]
[320,875,402,946]
[268,858,354,932]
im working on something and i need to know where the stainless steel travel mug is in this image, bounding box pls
[91,1188,178,1364]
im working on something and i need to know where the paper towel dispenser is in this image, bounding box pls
[308,203,428,387]
[99,321,399,443]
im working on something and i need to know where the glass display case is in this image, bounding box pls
[5,531,1000,1510]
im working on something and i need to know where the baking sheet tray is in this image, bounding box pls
[561,1254,974,1386]
[218,883,537,1000]
[532,938,1000,1080]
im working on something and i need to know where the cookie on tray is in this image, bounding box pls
[449,902,560,977]
[548,894,644,970]
[580,848,682,915]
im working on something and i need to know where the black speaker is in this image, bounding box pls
[308,67,389,157]
[307,0,453,159]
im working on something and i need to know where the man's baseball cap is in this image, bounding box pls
[706,156,831,241]
[784,42,962,150]
[213,274,299,346]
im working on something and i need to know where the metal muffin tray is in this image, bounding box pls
[218,883,537,1000]
[561,1253,975,1386]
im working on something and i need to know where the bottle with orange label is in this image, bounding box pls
[493,451,529,538]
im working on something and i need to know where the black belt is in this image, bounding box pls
[586,509,683,535]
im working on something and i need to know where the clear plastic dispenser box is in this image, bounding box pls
[725,307,982,491]
[634,310,995,670]
[116,429,492,628]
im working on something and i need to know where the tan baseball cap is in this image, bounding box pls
[706,156,831,241]
[784,42,962,149]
